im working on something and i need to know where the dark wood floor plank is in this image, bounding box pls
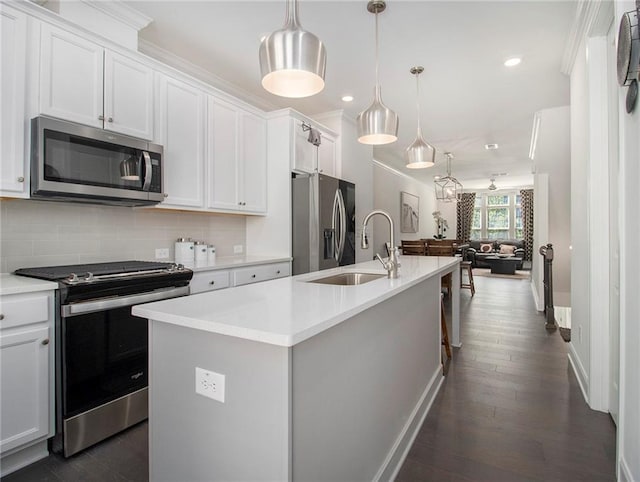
[399,275,616,481]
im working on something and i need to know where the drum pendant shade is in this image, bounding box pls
[259,0,326,98]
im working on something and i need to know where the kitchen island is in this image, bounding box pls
[133,255,460,481]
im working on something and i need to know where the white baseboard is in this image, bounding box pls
[619,455,633,482]
[0,440,49,477]
[375,367,444,482]
[530,280,543,311]
[567,343,589,405]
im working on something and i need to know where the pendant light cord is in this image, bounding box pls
[375,11,379,89]
[415,73,421,133]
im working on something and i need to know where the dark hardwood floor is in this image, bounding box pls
[3,274,616,481]
[397,274,617,481]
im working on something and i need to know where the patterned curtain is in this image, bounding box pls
[520,189,534,261]
[456,193,476,243]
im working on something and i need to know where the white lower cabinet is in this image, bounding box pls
[189,270,231,295]
[0,290,54,477]
[232,262,290,287]
[189,262,290,294]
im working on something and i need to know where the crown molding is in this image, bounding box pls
[372,159,433,187]
[83,0,152,31]
[561,0,613,75]
[139,39,278,113]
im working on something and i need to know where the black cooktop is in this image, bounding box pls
[14,261,180,281]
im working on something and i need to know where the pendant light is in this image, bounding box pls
[259,0,326,98]
[406,66,435,168]
[357,0,398,145]
[434,152,463,202]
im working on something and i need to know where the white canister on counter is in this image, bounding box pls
[174,238,194,265]
[207,245,216,265]
[194,241,208,264]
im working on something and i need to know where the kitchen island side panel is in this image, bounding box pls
[148,321,291,482]
[291,276,442,481]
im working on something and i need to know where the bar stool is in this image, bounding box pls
[460,260,475,296]
[441,293,451,360]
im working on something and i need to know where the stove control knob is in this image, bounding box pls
[84,272,94,281]
[176,263,184,270]
[67,273,79,284]
[167,263,177,272]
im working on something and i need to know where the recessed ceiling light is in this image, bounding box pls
[485,143,499,150]
[504,57,521,67]
[342,95,354,102]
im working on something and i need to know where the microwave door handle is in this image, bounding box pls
[141,151,152,191]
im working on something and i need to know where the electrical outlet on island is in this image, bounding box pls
[195,367,225,403]
[233,244,243,254]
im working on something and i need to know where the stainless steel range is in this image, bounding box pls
[14,261,192,457]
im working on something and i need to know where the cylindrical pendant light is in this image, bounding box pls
[357,0,398,145]
[406,66,435,168]
[259,0,326,98]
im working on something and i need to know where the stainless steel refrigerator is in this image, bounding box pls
[292,174,356,275]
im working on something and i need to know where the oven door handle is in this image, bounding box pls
[62,286,189,317]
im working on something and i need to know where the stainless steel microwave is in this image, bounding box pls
[30,116,165,206]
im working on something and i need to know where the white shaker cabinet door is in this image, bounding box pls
[292,118,316,174]
[240,112,267,213]
[155,75,206,208]
[39,24,103,129]
[317,132,337,177]
[103,51,153,140]
[207,97,240,211]
[0,325,50,454]
[0,4,28,197]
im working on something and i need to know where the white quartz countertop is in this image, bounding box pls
[0,274,58,296]
[132,256,460,347]
[184,255,291,272]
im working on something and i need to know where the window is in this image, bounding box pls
[469,192,523,240]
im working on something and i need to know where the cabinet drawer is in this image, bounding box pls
[189,271,230,294]
[0,293,51,330]
[233,262,290,287]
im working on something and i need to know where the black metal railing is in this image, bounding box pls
[539,243,557,330]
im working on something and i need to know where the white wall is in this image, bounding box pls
[532,106,572,306]
[372,161,437,255]
[569,33,591,395]
[0,200,246,272]
[616,2,640,479]
[531,173,549,311]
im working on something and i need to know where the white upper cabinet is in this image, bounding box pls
[39,24,153,140]
[155,74,205,209]
[207,97,239,211]
[0,4,28,198]
[240,112,267,213]
[103,51,153,139]
[317,132,337,177]
[290,117,337,177]
[207,97,267,214]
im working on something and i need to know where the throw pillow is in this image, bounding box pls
[499,244,516,255]
[480,243,493,253]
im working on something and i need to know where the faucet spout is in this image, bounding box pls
[361,210,398,279]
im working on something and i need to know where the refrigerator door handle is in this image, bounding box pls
[337,189,346,262]
[332,189,341,262]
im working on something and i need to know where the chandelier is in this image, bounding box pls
[434,152,463,202]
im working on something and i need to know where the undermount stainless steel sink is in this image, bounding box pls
[306,272,386,286]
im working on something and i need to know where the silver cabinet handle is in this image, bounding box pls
[164,193,169,198]
[251,274,256,278]
[98,115,104,121]
[41,338,50,346]
[276,270,281,274]
[17,177,24,182]
[209,281,215,285]
[0,314,4,320]
[108,117,113,123]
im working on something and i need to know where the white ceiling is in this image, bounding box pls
[125,0,575,188]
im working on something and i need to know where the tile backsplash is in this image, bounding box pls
[0,200,246,273]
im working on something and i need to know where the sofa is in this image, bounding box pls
[465,239,525,269]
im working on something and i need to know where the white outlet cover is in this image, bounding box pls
[195,367,225,403]
[233,245,243,254]
[155,248,170,259]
